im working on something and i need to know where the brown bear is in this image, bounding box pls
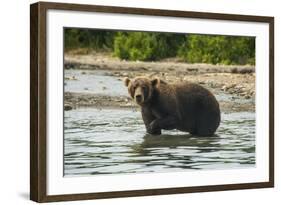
[124,76,221,136]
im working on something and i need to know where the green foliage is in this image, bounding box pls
[113,32,185,61]
[64,28,255,65]
[64,28,116,51]
[178,34,255,65]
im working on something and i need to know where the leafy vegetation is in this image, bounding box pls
[177,35,255,65]
[64,28,255,65]
[64,29,116,52]
[113,32,185,61]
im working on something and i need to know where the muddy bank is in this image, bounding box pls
[65,53,255,74]
[64,92,255,113]
[65,53,255,99]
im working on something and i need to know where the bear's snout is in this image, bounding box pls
[134,87,144,104]
[135,95,142,102]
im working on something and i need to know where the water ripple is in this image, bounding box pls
[64,108,255,176]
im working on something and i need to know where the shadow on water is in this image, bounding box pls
[128,133,226,170]
[132,133,221,153]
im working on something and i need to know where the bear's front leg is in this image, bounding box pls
[141,107,161,135]
[150,116,178,133]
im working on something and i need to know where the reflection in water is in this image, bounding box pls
[64,108,255,176]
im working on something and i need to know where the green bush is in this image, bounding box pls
[64,28,255,65]
[178,34,255,65]
[113,32,185,61]
[64,28,116,51]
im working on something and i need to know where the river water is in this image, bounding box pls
[64,70,255,176]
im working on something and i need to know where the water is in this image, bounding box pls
[64,108,255,176]
[64,69,255,176]
[65,70,127,96]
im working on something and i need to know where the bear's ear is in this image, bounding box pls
[124,77,131,87]
[151,77,160,87]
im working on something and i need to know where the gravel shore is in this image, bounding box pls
[64,53,255,112]
[64,92,255,113]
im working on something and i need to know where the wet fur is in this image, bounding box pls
[125,77,221,136]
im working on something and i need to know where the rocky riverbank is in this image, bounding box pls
[64,53,255,112]
[64,91,254,113]
[65,53,255,99]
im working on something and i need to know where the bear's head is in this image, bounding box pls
[124,76,159,106]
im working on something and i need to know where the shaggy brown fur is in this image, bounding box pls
[124,76,220,136]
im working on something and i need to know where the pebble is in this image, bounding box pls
[64,105,72,111]
[221,85,227,91]
[65,76,77,80]
[235,85,244,90]
[227,84,236,89]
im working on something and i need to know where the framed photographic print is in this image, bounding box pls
[30,1,274,202]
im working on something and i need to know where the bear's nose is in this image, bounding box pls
[135,95,142,102]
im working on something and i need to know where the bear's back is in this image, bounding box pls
[174,82,221,135]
